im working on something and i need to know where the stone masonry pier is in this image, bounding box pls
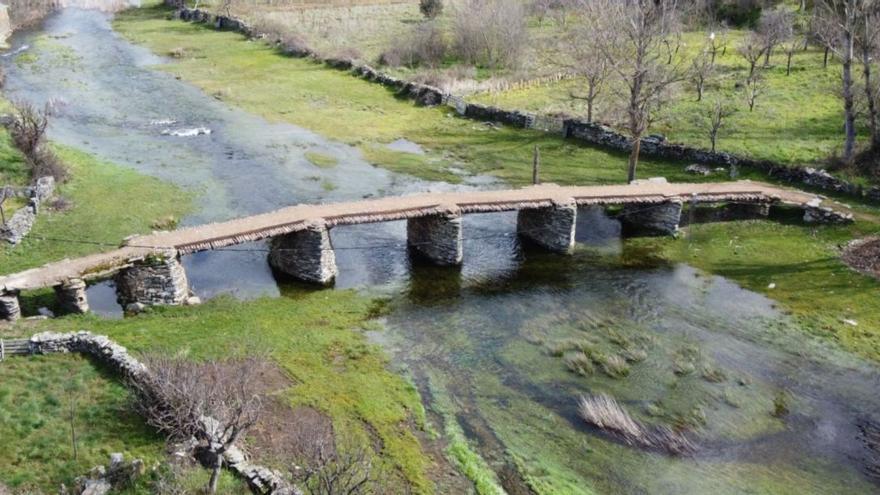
[0,181,853,320]
[406,205,464,266]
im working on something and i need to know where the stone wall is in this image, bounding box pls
[5,0,59,32]
[0,176,55,245]
[26,331,298,495]
[172,8,878,202]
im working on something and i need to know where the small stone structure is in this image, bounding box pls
[0,176,56,245]
[517,199,577,253]
[803,198,855,224]
[406,206,463,266]
[620,201,683,236]
[115,252,190,309]
[55,278,89,315]
[268,221,338,285]
[0,290,21,321]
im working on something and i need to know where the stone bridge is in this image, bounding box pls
[0,181,851,320]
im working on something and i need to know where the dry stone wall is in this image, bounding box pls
[0,176,56,245]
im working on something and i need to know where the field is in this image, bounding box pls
[2,2,880,492]
[193,0,875,180]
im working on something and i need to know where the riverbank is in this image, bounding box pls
[1,292,445,493]
[112,4,880,363]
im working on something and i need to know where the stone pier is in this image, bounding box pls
[0,290,21,322]
[516,198,577,253]
[407,206,464,266]
[620,200,683,236]
[115,252,190,309]
[268,220,338,285]
[55,278,89,315]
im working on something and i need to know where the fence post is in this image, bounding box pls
[532,146,541,185]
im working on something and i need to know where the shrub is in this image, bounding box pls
[379,21,446,68]
[451,0,527,69]
[420,0,443,19]
[9,101,68,184]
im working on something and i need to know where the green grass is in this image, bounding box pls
[304,150,339,169]
[5,291,434,493]
[472,29,867,172]
[0,144,191,275]
[0,353,164,492]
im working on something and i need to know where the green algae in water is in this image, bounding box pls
[381,256,880,495]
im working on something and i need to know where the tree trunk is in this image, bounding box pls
[764,46,772,66]
[842,30,856,163]
[587,99,594,123]
[697,79,704,101]
[823,47,829,68]
[786,53,793,76]
[628,138,641,183]
[208,457,223,494]
[862,30,879,149]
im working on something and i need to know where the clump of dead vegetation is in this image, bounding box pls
[8,101,68,184]
[842,237,880,280]
[578,394,695,455]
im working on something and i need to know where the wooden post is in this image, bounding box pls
[532,145,541,185]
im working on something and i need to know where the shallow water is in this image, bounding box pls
[4,9,880,494]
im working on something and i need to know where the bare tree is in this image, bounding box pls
[296,444,379,495]
[579,0,686,182]
[9,101,67,183]
[691,48,714,101]
[782,37,801,75]
[738,33,768,78]
[815,0,862,163]
[129,355,267,494]
[857,2,880,151]
[707,26,730,66]
[707,99,735,151]
[745,70,767,112]
[757,7,795,66]
[558,22,609,122]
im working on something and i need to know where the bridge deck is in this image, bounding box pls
[0,181,832,292]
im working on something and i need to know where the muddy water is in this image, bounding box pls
[4,8,880,495]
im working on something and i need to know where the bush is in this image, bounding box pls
[9,101,68,184]
[420,0,443,19]
[452,0,527,69]
[379,21,446,68]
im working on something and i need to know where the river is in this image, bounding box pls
[3,8,880,494]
